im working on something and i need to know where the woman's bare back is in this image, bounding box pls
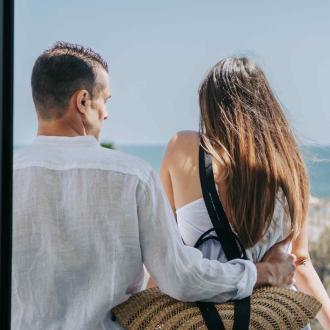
[160,130,229,213]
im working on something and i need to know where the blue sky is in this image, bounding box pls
[14,0,330,145]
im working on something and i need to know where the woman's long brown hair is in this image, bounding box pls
[199,57,309,248]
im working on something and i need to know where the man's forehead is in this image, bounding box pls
[95,67,110,96]
[95,67,109,83]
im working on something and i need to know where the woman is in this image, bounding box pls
[160,58,330,328]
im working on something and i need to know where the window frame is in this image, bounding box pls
[0,0,14,328]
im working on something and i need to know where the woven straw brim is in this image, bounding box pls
[112,286,321,330]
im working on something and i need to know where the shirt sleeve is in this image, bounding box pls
[137,169,257,303]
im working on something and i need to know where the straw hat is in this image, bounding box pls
[112,286,321,329]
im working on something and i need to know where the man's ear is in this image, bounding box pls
[75,89,90,115]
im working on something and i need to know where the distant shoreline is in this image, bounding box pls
[14,143,330,199]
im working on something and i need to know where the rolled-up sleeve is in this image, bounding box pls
[137,169,257,303]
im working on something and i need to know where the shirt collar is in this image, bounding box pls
[33,135,99,147]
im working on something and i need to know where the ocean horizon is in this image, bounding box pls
[118,144,330,200]
[14,143,330,199]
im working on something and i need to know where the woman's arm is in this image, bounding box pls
[159,142,176,214]
[292,221,330,329]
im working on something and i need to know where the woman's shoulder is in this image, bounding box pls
[162,131,200,169]
[166,131,200,153]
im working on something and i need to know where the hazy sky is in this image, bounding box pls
[14,0,330,145]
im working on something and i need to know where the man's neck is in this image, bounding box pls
[37,117,85,137]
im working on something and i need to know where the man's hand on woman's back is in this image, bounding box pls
[255,234,296,288]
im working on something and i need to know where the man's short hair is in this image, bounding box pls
[31,41,108,119]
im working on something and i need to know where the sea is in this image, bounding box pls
[118,145,330,199]
[14,144,330,199]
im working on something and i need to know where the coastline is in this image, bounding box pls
[308,196,330,241]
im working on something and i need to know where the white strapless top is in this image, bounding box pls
[176,195,291,263]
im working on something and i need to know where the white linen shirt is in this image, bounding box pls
[12,135,257,330]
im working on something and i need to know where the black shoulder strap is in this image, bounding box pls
[198,144,247,260]
[195,302,225,330]
[196,144,251,330]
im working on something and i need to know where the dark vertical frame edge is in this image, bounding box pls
[0,0,14,328]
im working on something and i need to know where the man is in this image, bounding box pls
[13,42,295,330]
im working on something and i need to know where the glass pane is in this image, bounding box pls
[13,2,330,329]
